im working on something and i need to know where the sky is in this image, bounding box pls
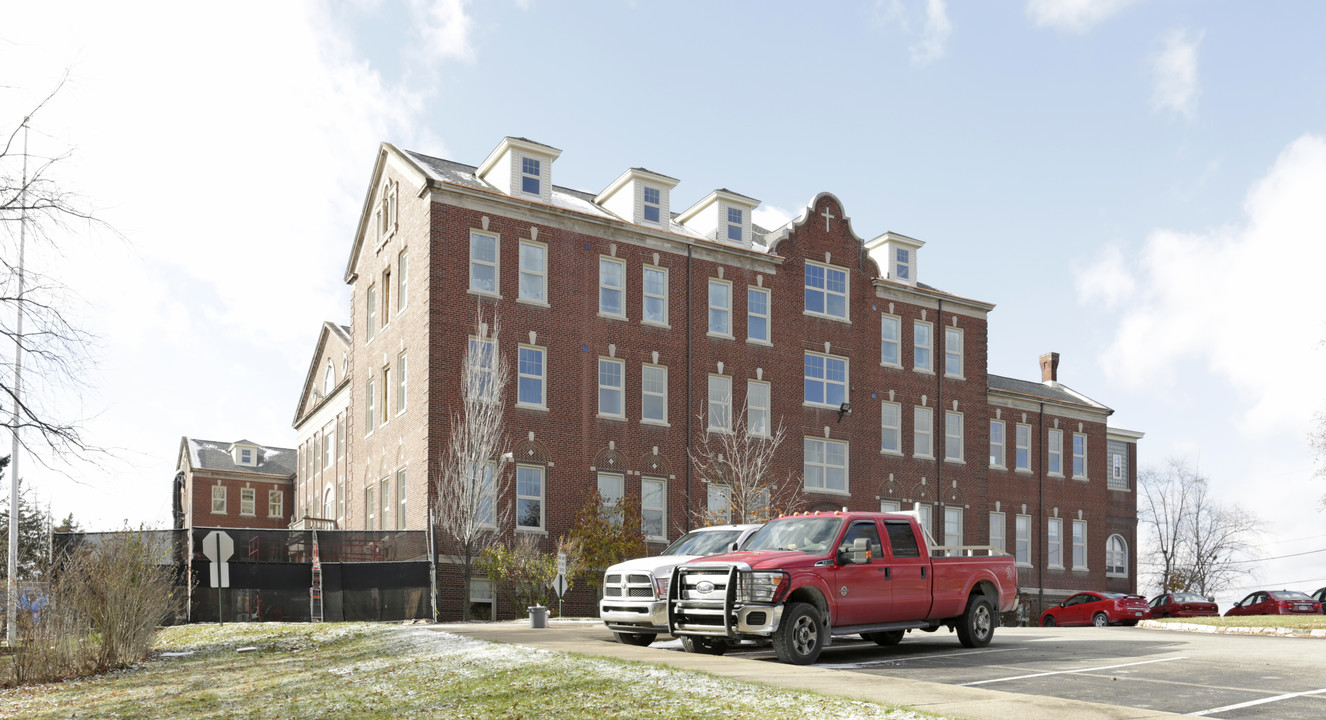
[2,0,1324,607]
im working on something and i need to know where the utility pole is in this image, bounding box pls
[7,117,30,647]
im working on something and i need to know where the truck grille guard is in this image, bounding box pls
[667,562,789,637]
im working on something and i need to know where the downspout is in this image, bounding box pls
[935,299,943,543]
[685,245,693,532]
[1038,401,1046,616]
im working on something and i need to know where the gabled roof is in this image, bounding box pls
[293,321,352,427]
[180,437,296,477]
[987,374,1112,415]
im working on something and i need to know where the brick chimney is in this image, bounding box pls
[1040,352,1060,383]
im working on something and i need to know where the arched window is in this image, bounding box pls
[324,360,335,396]
[1106,535,1128,577]
[323,486,335,522]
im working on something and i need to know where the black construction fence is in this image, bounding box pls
[52,528,433,624]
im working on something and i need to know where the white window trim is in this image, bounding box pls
[1072,433,1088,480]
[707,277,733,338]
[707,483,732,524]
[746,285,771,345]
[803,351,849,409]
[989,511,1006,554]
[397,247,409,312]
[396,351,408,416]
[803,260,850,322]
[468,230,501,298]
[990,419,1007,470]
[473,462,497,529]
[520,155,541,196]
[913,406,934,459]
[1015,514,1032,567]
[803,437,850,496]
[365,283,377,343]
[598,471,625,523]
[945,326,964,379]
[641,264,669,328]
[881,400,902,456]
[1047,517,1064,569]
[642,186,662,225]
[1106,534,1129,578]
[707,374,732,433]
[641,363,669,426]
[1015,423,1033,474]
[211,485,226,514]
[1048,429,1065,477]
[747,379,771,438]
[641,476,667,542]
[597,357,625,420]
[268,490,283,518]
[1072,520,1088,571]
[913,320,933,373]
[945,410,965,464]
[365,377,376,437]
[515,464,546,533]
[397,468,407,531]
[516,344,548,410]
[944,506,964,548]
[598,256,627,319]
[240,487,257,517]
[380,366,391,427]
[880,314,902,368]
[517,238,549,307]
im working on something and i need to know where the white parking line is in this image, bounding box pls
[1189,687,1326,717]
[962,656,1188,686]
[819,647,1022,669]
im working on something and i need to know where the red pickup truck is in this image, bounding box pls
[667,510,1018,664]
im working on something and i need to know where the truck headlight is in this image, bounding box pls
[654,575,670,600]
[741,572,784,603]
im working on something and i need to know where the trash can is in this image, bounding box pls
[528,605,549,629]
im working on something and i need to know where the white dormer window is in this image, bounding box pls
[521,157,541,195]
[231,443,259,467]
[895,248,910,279]
[643,187,661,224]
[677,190,760,249]
[865,232,924,286]
[727,207,743,243]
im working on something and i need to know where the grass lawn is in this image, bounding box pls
[0,623,936,720]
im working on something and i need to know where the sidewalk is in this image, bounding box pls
[433,620,1188,720]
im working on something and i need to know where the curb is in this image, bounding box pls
[1140,619,1326,638]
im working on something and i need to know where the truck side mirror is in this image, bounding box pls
[849,537,871,564]
[727,542,739,552]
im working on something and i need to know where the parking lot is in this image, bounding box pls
[653,625,1326,719]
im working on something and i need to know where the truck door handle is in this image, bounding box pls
[878,567,891,579]
[921,567,927,579]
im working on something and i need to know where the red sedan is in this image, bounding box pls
[1224,590,1322,617]
[1148,592,1219,619]
[1039,592,1150,627]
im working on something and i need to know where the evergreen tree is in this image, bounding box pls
[0,456,51,582]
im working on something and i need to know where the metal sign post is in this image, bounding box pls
[555,553,568,617]
[202,530,234,625]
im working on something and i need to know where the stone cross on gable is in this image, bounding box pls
[821,206,835,232]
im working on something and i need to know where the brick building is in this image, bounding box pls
[318,136,1142,619]
[291,322,352,530]
[173,437,296,531]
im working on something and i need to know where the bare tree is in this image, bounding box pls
[689,394,798,526]
[1138,458,1263,597]
[432,307,512,620]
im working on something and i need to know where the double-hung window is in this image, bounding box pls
[396,469,407,530]
[516,465,544,530]
[381,269,391,328]
[989,512,1006,554]
[708,279,731,336]
[519,240,547,303]
[521,156,540,195]
[1072,520,1087,569]
[914,320,932,371]
[397,248,409,312]
[380,366,391,426]
[945,327,963,378]
[708,484,731,524]
[945,411,964,462]
[365,377,377,433]
[470,231,498,295]
[643,186,661,224]
[1048,518,1064,568]
[1016,424,1032,471]
[240,488,256,516]
[598,472,624,524]
[747,380,770,437]
[803,352,847,407]
[708,375,732,431]
[517,345,546,408]
[642,266,668,326]
[804,437,848,493]
[944,507,963,548]
[211,486,226,514]
[1015,514,1031,565]
[396,352,407,414]
[913,406,934,458]
[895,248,911,279]
[747,287,770,343]
[641,477,666,540]
[467,337,496,401]
[366,284,377,341]
[268,490,283,518]
[990,420,1006,468]
[599,257,625,317]
[1072,433,1088,479]
[598,358,624,418]
[881,314,900,366]
[471,462,496,527]
[1049,429,1064,476]
[881,401,901,454]
[726,207,743,243]
[642,364,668,424]
[804,261,848,320]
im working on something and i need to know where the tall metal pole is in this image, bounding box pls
[7,118,30,646]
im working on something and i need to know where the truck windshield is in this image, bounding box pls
[743,517,844,555]
[661,529,745,556]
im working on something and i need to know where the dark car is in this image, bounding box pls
[1312,587,1326,613]
[1039,591,1150,627]
[1224,590,1322,617]
[1148,592,1219,619]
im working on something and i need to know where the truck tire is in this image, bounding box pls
[680,635,727,655]
[613,631,657,647]
[773,602,826,665]
[956,595,994,648]
[863,630,905,646]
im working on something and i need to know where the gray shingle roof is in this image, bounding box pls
[987,375,1111,413]
[186,438,296,477]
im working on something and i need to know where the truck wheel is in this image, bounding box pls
[1092,612,1109,628]
[773,602,826,665]
[956,595,994,648]
[863,630,905,646]
[613,631,657,647]
[680,635,727,655]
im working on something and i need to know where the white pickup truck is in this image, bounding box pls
[599,523,762,646]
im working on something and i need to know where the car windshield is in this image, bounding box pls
[743,517,845,555]
[1269,591,1313,601]
[1172,593,1207,603]
[661,529,745,557]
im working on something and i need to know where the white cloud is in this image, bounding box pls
[911,0,952,67]
[753,204,794,233]
[1026,0,1144,32]
[1084,135,1326,441]
[1151,29,1202,120]
[1074,244,1137,310]
[409,0,476,65]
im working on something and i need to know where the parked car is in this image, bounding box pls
[1224,590,1322,616]
[1312,587,1326,613]
[599,523,762,646]
[1148,592,1219,619]
[1039,592,1149,627]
